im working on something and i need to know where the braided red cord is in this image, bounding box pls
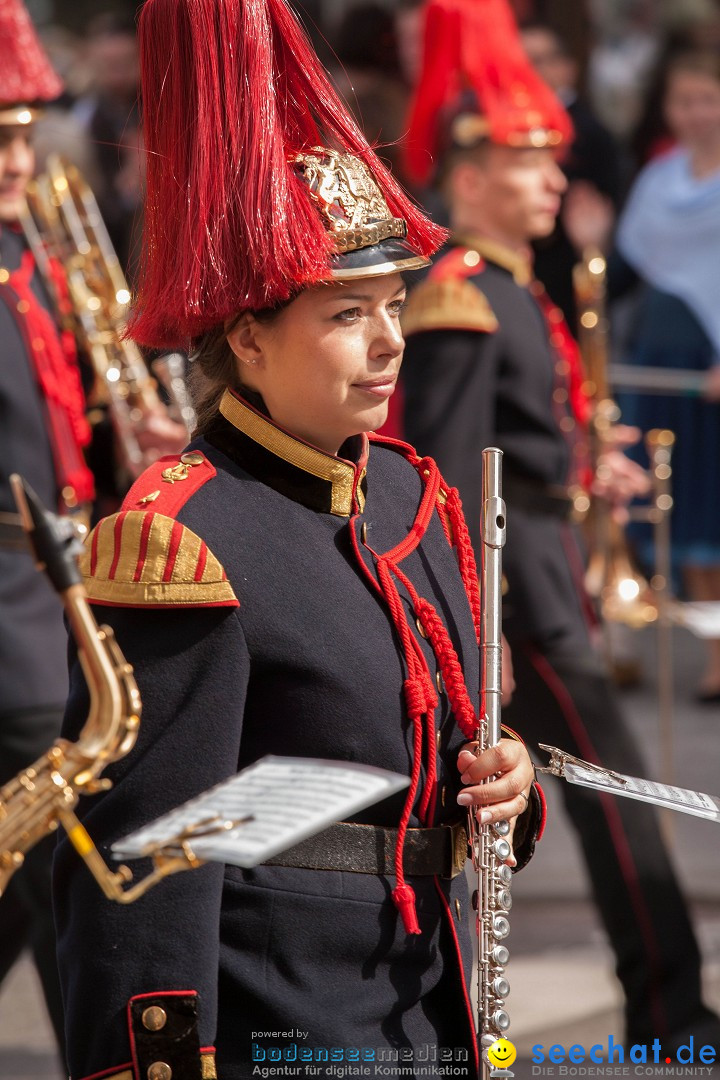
[415,597,479,742]
[347,447,484,936]
[445,487,482,643]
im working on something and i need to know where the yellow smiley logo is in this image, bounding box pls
[487,1038,517,1068]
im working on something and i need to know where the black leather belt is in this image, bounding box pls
[504,473,575,520]
[265,820,469,879]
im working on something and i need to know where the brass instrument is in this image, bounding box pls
[0,476,211,904]
[22,155,195,478]
[471,448,514,1079]
[574,248,672,629]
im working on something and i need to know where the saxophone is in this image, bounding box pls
[0,477,204,904]
[471,448,514,1079]
[22,155,195,478]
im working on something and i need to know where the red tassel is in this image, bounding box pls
[392,883,421,935]
[130,0,445,348]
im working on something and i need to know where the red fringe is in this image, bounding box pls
[130,0,446,348]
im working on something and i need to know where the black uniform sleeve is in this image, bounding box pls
[402,327,499,553]
[54,604,250,1080]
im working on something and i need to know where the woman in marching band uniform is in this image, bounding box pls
[54,2,541,1078]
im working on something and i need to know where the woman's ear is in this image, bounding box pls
[227,313,265,369]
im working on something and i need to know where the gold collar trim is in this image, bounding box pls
[451,234,532,287]
[219,389,365,517]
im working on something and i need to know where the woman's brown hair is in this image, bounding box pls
[189,300,295,435]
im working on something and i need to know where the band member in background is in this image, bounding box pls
[401,0,720,1053]
[0,0,184,1057]
[54,1,542,1077]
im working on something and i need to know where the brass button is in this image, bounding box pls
[436,670,444,694]
[361,522,368,544]
[180,451,205,466]
[463,249,481,268]
[0,268,9,283]
[416,616,428,639]
[436,730,442,748]
[455,898,462,921]
[16,299,30,314]
[142,1005,168,1031]
[148,1063,172,1080]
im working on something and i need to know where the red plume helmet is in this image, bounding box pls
[0,0,62,125]
[131,0,445,349]
[405,0,574,187]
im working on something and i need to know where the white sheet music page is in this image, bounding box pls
[564,763,720,822]
[111,756,410,867]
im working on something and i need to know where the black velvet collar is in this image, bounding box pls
[206,388,369,517]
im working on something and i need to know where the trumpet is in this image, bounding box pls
[22,155,195,479]
[0,477,207,904]
[573,248,672,629]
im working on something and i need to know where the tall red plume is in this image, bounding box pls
[130,0,445,349]
[0,0,63,106]
[405,0,574,187]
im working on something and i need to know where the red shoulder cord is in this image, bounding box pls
[352,438,482,934]
[530,282,593,489]
[4,249,94,506]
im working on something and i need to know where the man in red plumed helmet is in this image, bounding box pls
[402,0,720,1056]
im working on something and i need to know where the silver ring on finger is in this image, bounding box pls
[518,790,529,808]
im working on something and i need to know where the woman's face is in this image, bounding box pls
[228,272,406,455]
[664,69,720,150]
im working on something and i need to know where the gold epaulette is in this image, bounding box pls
[401,277,499,337]
[80,511,238,609]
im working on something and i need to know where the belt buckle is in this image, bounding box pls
[442,821,468,879]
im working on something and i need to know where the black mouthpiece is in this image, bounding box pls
[10,474,84,593]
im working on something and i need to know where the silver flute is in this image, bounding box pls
[469,447,514,1079]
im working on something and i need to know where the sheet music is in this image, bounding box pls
[112,756,410,867]
[564,763,720,822]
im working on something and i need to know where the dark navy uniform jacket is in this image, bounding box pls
[0,226,71,715]
[402,238,593,655]
[55,390,542,1080]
